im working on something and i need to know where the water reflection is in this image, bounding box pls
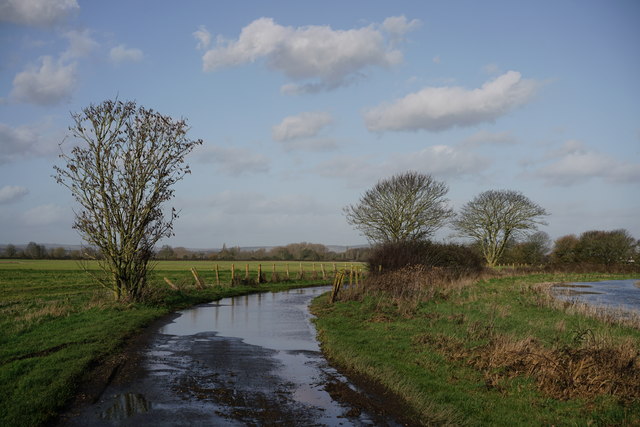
[100,393,151,421]
[553,279,640,314]
[159,287,330,352]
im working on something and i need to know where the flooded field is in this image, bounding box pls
[553,279,640,315]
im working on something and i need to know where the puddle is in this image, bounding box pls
[553,279,640,314]
[67,286,404,426]
[100,393,151,421]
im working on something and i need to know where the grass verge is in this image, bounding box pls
[0,260,329,426]
[311,272,640,426]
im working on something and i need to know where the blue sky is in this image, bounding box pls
[1,0,638,248]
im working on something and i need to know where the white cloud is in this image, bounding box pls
[110,44,144,64]
[364,71,538,132]
[460,130,517,147]
[196,145,270,175]
[272,112,333,142]
[0,121,61,163]
[0,120,64,164]
[432,55,441,64]
[23,203,66,226]
[0,0,78,27]
[534,140,640,186]
[10,55,77,105]
[381,15,421,40]
[202,17,404,93]
[193,25,211,50]
[0,185,29,204]
[61,29,98,60]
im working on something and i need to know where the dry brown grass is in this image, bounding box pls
[338,265,485,316]
[470,332,640,401]
[414,327,640,402]
[529,282,640,330]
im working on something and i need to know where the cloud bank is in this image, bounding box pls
[10,56,77,105]
[110,44,144,64]
[0,185,29,204]
[201,17,414,93]
[272,112,333,141]
[364,71,538,132]
[0,0,78,27]
[535,140,640,186]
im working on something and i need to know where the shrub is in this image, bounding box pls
[367,240,485,276]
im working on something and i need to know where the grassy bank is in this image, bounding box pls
[0,259,333,426]
[311,272,640,426]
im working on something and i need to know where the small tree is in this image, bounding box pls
[574,229,636,265]
[344,171,454,243]
[453,190,548,267]
[54,99,202,301]
[550,234,579,264]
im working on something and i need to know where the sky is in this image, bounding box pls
[0,0,639,249]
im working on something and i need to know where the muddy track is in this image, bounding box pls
[55,289,416,426]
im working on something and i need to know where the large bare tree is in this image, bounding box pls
[54,99,202,301]
[453,190,548,267]
[344,171,454,243]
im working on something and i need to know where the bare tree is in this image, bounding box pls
[344,171,454,243]
[453,190,548,267]
[54,99,202,301]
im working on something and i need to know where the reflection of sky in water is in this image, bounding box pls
[160,286,330,351]
[554,279,640,314]
[157,285,389,426]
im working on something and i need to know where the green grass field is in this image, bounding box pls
[0,259,342,426]
[312,272,640,426]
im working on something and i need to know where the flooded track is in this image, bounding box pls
[64,287,405,426]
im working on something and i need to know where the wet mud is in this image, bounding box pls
[60,288,409,426]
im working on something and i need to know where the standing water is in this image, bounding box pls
[65,287,404,426]
[552,279,640,315]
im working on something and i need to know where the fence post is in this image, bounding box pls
[321,263,326,280]
[215,264,220,286]
[191,267,205,289]
[258,263,263,284]
[286,263,290,280]
[231,264,235,286]
[245,264,250,281]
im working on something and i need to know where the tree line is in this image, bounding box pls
[345,171,638,267]
[0,243,100,260]
[156,242,371,262]
[0,241,371,262]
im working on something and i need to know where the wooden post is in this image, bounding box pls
[164,277,179,290]
[330,271,345,303]
[286,263,290,280]
[245,264,249,280]
[215,264,220,286]
[333,263,337,274]
[231,263,235,286]
[271,263,277,282]
[321,263,326,280]
[298,262,304,280]
[312,263,317,280]
[258,263,263,284]
[349,264,354,286]
[355,266,359,287]
[191,267,205,289]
